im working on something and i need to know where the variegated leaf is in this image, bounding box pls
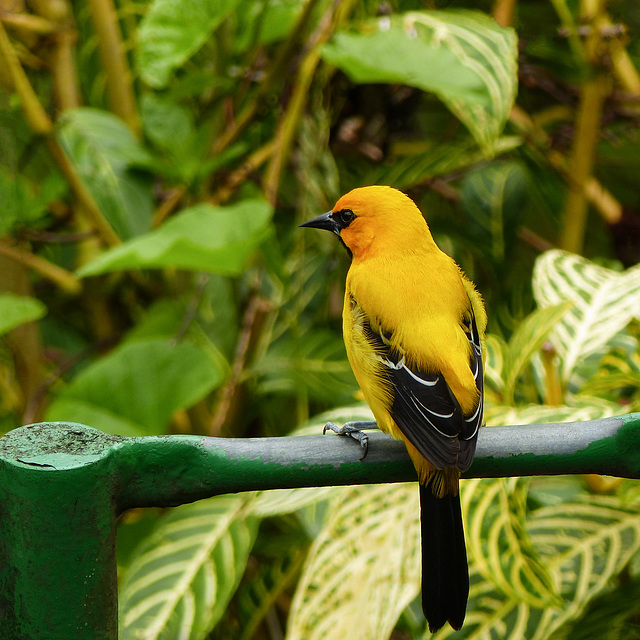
[119,495,256,640]
[322,10,518,152]
[252,486,337,518]
[484,333,506,394]
[503,302,573,403]
[432,496,640,640]
[484,396,621,427]
[527,496,640,636]
[461,478,559,609]
[532,250,640,385]
[460,161,529,262]
[286,483,420,640]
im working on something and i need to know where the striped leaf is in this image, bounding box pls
[252,486,337,518]
[286,483,420,640]
[433,496,640,639]
[366,136,522,188]
[460,161,529,263]
[532,250,640,385]
[484,396,621,428]
[322,10,518,152]
[502,302,573,403]
[484,333,506,394]
[527,496,640,635]
[230,548,307,640]
[461,478,559,610]
[119,495,257,640]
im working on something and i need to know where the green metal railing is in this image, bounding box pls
[1,414,640,639]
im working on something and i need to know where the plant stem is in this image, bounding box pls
[541,342,564,404]
[493,0,517,27]
[211,0,322,157]
[0,255,46,423]
[30,0,81,110]
[559,0,610,254]
[211,140,275,205]
[87,0,140,136]
[263,0,355,204]
[0,19,52,134]
[0,242,82,295]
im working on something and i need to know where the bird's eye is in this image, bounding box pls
[335,209,355,227]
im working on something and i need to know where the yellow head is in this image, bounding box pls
[301,185,436,260]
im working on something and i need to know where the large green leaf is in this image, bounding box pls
[136,0,242,88]
[77,199,273,277]
[45,338,225,435]
[57,108,154,239]
[286,483,420,640]
[533,251,640,385]
[322,10,518,151]
[0,293,47,336]
[119,495,257,640]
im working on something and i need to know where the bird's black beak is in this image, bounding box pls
[299,210,339,235]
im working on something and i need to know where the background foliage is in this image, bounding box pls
[2,0,640,638]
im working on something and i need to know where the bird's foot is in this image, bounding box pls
[322,421,378,460]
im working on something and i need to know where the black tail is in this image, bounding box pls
[419,484,469,632]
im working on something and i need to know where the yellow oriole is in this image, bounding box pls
[301,185,486,632]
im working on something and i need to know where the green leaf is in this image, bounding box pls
[0,168,66,233]
[252,486,337,518]
[366,136,522,189]
[435,496,640,639]
[57,108,154,239]
[462,478,560,610]
[119,495,257,640]
[528,496,640,636]
[140,93,194,156]
[234,0,306,52]
[286,483,420,640]
[0,293,47,336]
[77,199,273,278]
[136,0,242,88]
[459,161,529,262]
[484,396,621,428]
[253,329,355,403]
[484,333,506,394]
[45,338,224,435]
[230,546,307,640]
[503,302,573,403]
[532,250,640,384]
[322,10,518,151]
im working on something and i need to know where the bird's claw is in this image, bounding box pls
[323,421,369,460]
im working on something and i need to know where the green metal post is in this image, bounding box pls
[1,414,640,638]
[0,424,121,639]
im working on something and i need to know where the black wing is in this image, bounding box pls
[366,312,483,473]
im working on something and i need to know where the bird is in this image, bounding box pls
[300,185,486,632]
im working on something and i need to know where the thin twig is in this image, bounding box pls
[0,18,52,134]
[263,0,356,204]
[211,0,323,157]
[210,140,276,205]
[0,241,82,294]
